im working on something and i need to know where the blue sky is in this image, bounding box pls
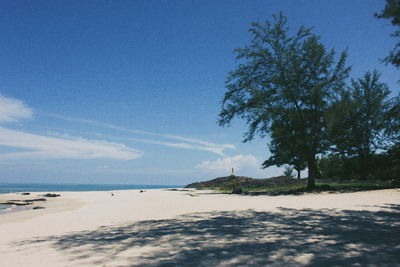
[0,0,398,185]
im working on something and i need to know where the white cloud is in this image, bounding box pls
[0,94,33,123]
[196,154,261,173]
[48,113,236,156]
[196,154,287,178]
[0,94,234,160]
[0,127,143,160]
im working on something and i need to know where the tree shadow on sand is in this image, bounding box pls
[16,204,400,266]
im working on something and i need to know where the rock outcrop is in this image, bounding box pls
[40,193,61,197]
[185,175,306,189]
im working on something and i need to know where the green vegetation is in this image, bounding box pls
[215,184,304,194]
[375,0,400,69]
[214,182,396,195]
[218,13,350,190]
[327,70,396,179]
[319,151,400,182]
[283,166,296,179]
[186,175,306,190]
[218,10,400,190]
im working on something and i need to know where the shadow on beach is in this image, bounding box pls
[16,204,400,266]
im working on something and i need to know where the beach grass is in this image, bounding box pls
[213,181,398,194]
[215,184,304,193]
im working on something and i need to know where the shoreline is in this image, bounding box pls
[0,183,183,195]
[0,191,85,224]
[0,188,399,266]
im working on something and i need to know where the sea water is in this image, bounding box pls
[0,204,11,211]
[0,183,182,194]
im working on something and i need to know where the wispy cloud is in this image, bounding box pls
[0,127,143,160]
[0,94,33,123]
[124,137,227,156]
[88,167,196,176]
[48,113,235,156]
[0,94,235,161]
[45,129,229,156]
[162,134,236,150]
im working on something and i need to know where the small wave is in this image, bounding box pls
[0,204,29,214]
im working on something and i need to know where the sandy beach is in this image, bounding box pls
[0,188,399,266]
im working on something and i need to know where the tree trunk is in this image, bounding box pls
[297,169,301,179]
[307,156,317,190]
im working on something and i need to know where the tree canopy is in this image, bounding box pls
[218,13,351,189]
[375,0,400,68]
[328,70,392,178]
[262,117,307,179]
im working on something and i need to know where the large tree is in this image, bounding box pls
[328,70,392,179]
[218,13,350,189]
[375,0,400,68]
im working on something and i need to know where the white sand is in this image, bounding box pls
[0,189,399,266]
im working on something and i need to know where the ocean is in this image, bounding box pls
[0,183,182,194]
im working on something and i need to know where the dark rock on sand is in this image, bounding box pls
[26,198,47,202]
[21,192,30,195]
[41,193,61,197]
[0,201,33,206]
[33,206,45,210]
[0,198,47,206]
[9,198,46,202]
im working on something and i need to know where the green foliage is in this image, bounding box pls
[262,118,307,177]
[283,166,295,178]
[215,182,396,194]
[327,70,394,178]
[218,13,350,189]
[216,184,305,193]
[319,155,349,181]
[385,94,400,142]
[317,182,396,191]
[387,142,400,183]
[318,151,399,181]
[375,0,400,68]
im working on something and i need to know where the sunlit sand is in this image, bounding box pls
[0,189,399,266]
